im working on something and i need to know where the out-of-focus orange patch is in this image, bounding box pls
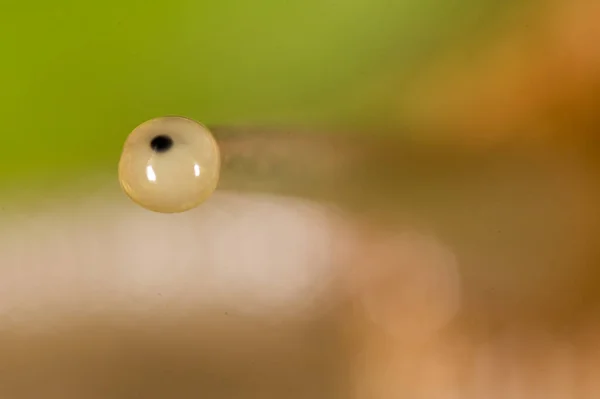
[394,0,600,145]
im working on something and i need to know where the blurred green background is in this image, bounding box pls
[0,0,529,193]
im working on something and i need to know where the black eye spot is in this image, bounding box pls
[150,135,174,153]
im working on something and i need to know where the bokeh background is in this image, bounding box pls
[2,0,600,397]
[0,0,566,189]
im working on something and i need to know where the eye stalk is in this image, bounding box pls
[118,116,221,213]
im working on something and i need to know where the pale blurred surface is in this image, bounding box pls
[0,189,349,398]
[1,153,599,397]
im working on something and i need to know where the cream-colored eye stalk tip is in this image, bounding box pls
[118,116,221,213]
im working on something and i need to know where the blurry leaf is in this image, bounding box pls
[0,0,527,189]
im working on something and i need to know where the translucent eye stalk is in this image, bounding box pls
[118,116,221,213]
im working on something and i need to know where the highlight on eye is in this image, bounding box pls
[118,116,221,213]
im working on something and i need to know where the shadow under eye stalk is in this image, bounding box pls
[150,135,174,153]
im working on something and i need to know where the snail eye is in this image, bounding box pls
[118,116,221,213]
